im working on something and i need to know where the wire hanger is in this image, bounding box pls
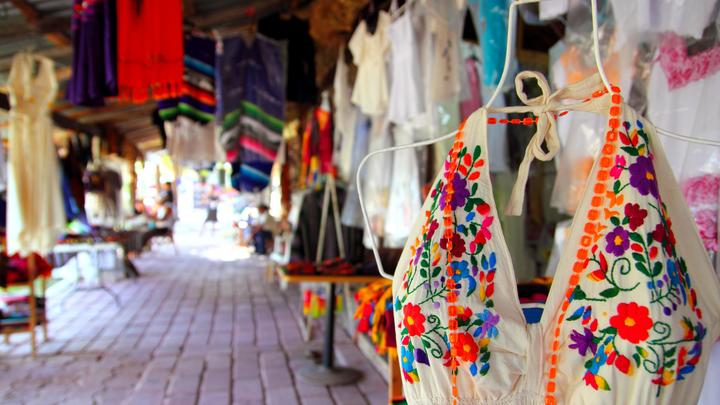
[358,0,720,280]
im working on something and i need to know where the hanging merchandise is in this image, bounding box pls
[349,10,392,116]
[258,15,318,104]
[386,0,425,124]
[362,116,393,248]
[159,35,223,167]
[647,32,720,253]
[468,0,511,87]
[426,0,463,103]
[67,0,118,106]
[383,125,422,248]
[116,0,184,103]
[215,34,286,192]
[6,54,66,255]
[300,105,334,189]
[341,110,371,229]
[391,72,720,404]
[332,48,357,180]
[610,0,718,48]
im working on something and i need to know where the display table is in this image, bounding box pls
[277,267,381,386]
[52,242,123,306]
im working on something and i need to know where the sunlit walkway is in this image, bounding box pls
[0,227,387,404]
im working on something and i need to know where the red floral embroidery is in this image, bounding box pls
[454,332,479,363]
[609,302,653,344]
[403,303,426,337]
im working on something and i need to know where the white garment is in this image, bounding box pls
[540,0,569,20]
[6,53,66,255]
[646,56,720,181]
[387,5,425,124]
[610,0,717,48]
[165,117,224,167]
[362,115,393,248]
[698,340,720,405]
[332,48,357,180]
[384,125,422,248]
[426,0,462,102]
[349,12,391,116]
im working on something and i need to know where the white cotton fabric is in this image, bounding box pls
[393,72,720,404]
[387,5,425,124]
[332,48,357,180]
[349,11,391,116]
[6,53,66,255]
[165,117,224,167]
[610,0,717,48]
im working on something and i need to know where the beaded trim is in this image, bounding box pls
[544,86,621,405]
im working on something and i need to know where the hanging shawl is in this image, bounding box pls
[116,0,183,103]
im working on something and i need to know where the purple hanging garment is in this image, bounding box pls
[67,0,117,106]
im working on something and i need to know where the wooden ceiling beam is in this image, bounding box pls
[8,0,71,46]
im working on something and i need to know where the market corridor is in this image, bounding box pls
[0,234,387,405]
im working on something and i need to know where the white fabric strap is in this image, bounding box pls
[504,71,561,216]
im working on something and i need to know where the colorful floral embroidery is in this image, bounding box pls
[565,119,706,397]
[395,137,501,385]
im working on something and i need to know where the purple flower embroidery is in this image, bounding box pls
[413,245,424,265]
[414,348,429,365]
[440,176,470,210]
[475,309,500,339]
[569,328,597,356]
[605,226,630,257]
[628,156,659,198]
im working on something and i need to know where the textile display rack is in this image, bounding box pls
[1,255,48,358]
[282,174,381,386]
[51,242,123,307]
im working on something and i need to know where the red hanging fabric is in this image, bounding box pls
[116,0,184,103]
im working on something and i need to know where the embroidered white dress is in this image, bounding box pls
[392,72,720,404]
[6,53,66,255]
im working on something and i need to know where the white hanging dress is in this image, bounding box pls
[6,53,66,255]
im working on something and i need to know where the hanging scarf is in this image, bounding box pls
[116,0,183,103]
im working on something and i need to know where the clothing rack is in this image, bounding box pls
[358,0,720,280]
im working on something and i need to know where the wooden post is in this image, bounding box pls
[28,253,37,358]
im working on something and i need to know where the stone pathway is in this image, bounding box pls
[0,238,387,404]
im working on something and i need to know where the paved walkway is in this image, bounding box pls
[0,233,387,404]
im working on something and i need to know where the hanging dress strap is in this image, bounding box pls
[486,71,611,216]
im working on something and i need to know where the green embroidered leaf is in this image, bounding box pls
[481,255,488,269]
[572,285,587,300]
[600,287,620,298]
[461,146,468,157]
[613,180,621,194]
[566,306,585,321]
[646,232,654,246]
[632,252,646,263]
[664,359,676,368]
[486,299,494,308]
[470,255,478,267]
[610,216,620,226]
[638,144,647,156]
[621,146,639,156]
[622,217,629,225]
[422,339,430,348]
[628,232,644,244]
[473,145,482,160]
[632,353,641,367]
[584,359,594,370]
[636,347,648,358]
[665,347,676,358]
[635,261,650,276]
[471,182,478,195]
[420,268,428,278]
[652,262,663,277]
[638,129,649,144]
[480,352,491,363]
[432,267,441,278]
[600,326,617,335]
[402,328,408,336]
[420,259,429,268]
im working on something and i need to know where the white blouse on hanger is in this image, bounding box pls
[387,4,425,124]
[349,11,391,116]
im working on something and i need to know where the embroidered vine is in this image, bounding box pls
[395,140,501,383]
[566,119,706,396]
